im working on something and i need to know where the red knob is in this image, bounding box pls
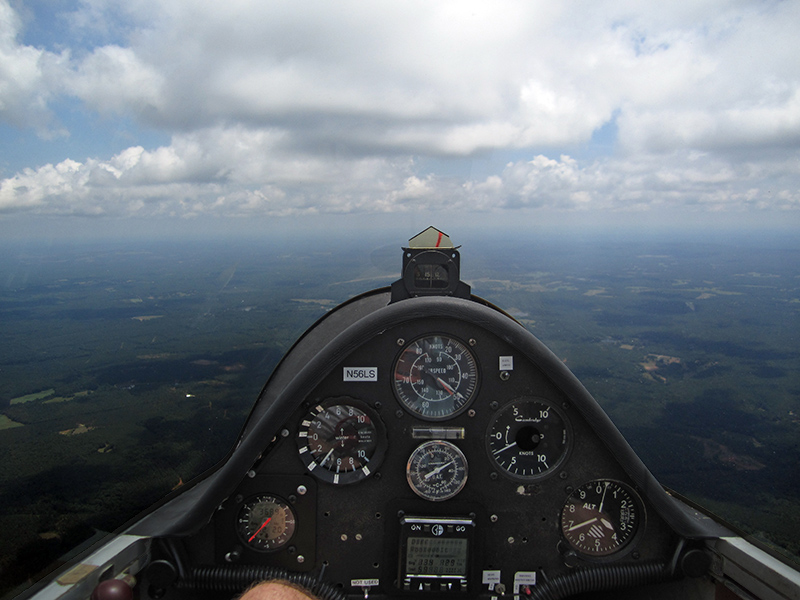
[91,579,133,600]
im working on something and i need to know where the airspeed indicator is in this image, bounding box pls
[393,335,478,421]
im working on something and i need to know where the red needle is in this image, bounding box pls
[248,517,272,542]
[436,377,455,396]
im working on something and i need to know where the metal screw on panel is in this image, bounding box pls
[297,555,305,564]
[507,537,515,544]
[247,470,256,479]
[225,548,242,563]
[565,486,574,495]
[563,550,579,568]
[288,495,297,504]
[490,514,498,523]
[559,471,568,480]
[281,429,290,438]
[468,409,476,418]
[490,472,498,480]
[397,338,405,346]
[632,551,641,560]
[355,534,363,541]
[235,495,243,504]
[296,485,307,496]
[395,410,404,419]
[562,402,570,410]
[489,401,498,410]
[469,339,477,346]
[341,534,348,541]
[500,371,510,381]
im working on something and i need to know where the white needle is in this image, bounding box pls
[567,517,599,532]
[425,460,454,479]
[598,481,609,513]
[492,441,517,455]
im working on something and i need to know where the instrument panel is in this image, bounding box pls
[206,315,676,596]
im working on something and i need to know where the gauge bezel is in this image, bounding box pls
[236,493,297,552]
[297,397,388,485]
[406,440,469,501]
[392,334,479,421]
[559,479,645,559]
[486,397,572,481]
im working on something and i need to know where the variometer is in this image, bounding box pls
[236,494,297,552]
[486,397,571,480]
[297,398,387,485]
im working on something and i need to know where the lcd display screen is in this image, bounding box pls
[405,537,468,576]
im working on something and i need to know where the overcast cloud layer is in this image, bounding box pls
[1,0,799,230]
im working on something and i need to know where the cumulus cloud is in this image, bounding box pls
[0,2,69,135]
[1,0,799,222]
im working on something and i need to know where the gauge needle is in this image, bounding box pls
[492,441,517,455]
[435,377,456,396]
[425,460,454,479]
[567,517,599,532]
[598,481,609,513]
[248,517,272,542]
[321,447,335,466]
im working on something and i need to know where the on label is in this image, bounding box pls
[343,367,378,381]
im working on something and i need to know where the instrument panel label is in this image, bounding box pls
[343,367,378,381]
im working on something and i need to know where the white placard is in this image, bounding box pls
[343,367,378,381]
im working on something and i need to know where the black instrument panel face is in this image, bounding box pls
[212,316,676,596]
[486,397,572,481]
[392,335,479,420]
[296,398,388,485]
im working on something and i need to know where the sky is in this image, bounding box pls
[1,0,799,240]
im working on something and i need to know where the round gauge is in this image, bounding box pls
[237,494,297,552]
[560,480,643,557]
[393,335,478,421]
[486,397,571,480]
[406,440,468,501]
[297,398,387,485]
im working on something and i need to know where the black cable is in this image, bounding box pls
[179,565,347,600]
[523,561,670,600]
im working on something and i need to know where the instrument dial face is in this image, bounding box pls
[561,480,643,557]
[393,335,478,421]
[486,397,571,480]
[237,494,297,552]
[297,399,387,485]
[406,440,468,501]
